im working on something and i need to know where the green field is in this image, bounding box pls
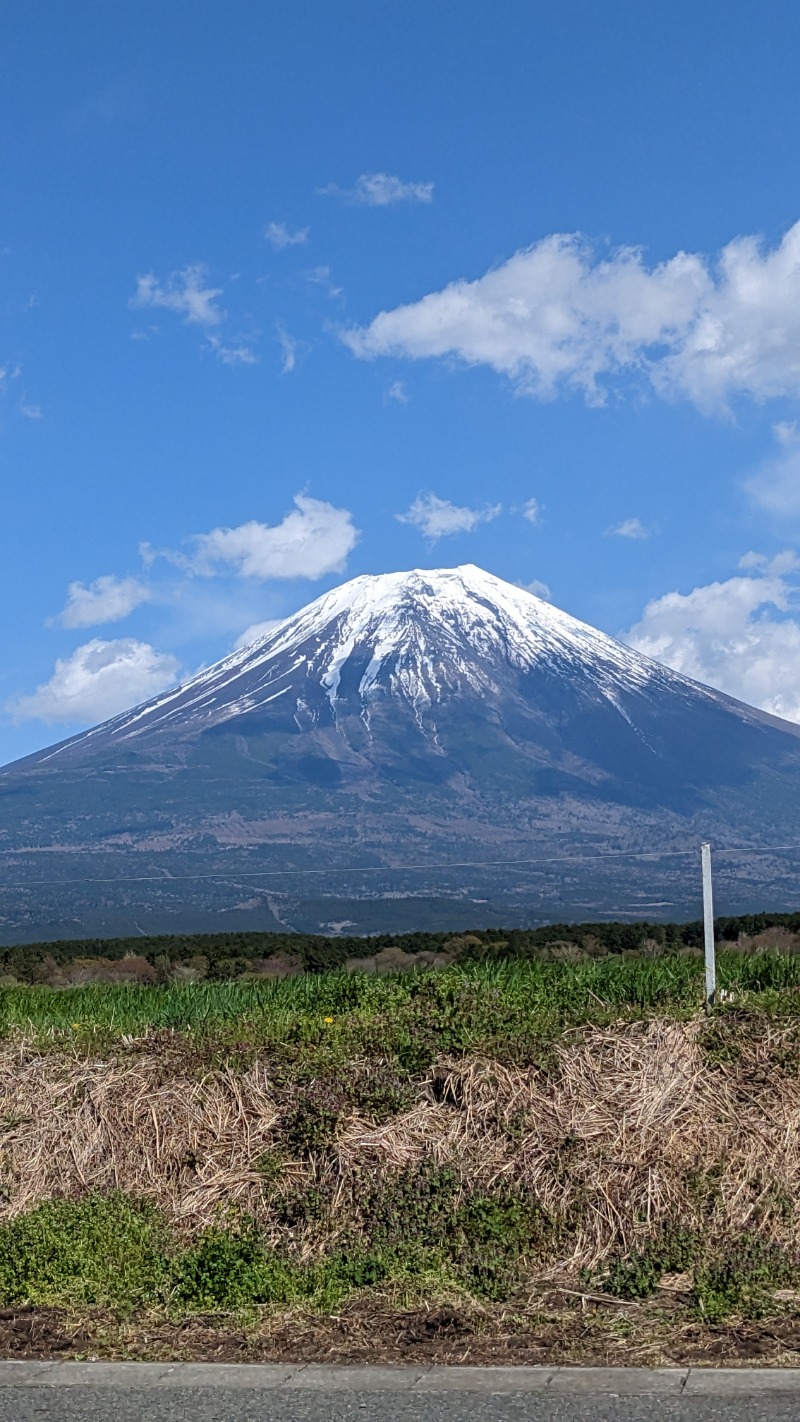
[2,949,800,1046]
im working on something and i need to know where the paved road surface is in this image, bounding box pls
[1,1365,799,1422]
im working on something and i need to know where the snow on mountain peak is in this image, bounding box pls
[39,564,718,760]
[246,562,659,703]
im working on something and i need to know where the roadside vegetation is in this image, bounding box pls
[0,945,798,1364]
[4,909,800,985]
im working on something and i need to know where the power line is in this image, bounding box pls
[2,842,800,891]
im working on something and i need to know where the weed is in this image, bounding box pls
[172,1221,301,1311]
[0,1194,171,1312]
[694,1238,799,1322]
[601,1227,698,1300]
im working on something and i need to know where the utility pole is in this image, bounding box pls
[701,841,716,1011]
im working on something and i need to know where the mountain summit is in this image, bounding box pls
[19,563,777,761]
[3,565,800,939]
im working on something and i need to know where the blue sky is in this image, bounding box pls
[4,0,800,764]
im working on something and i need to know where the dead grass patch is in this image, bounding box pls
[0,1015,798,1281]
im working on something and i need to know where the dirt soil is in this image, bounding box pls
[1,1296,799,1368]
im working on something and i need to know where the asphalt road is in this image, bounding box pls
[2,1392,800,1422]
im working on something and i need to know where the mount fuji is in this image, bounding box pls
[3,565,800,941]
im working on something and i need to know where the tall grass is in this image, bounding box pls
[0,951,797,1046]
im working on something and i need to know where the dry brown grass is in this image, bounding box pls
[1,1017,798,1274]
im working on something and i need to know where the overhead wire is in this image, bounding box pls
[2,842,800,890]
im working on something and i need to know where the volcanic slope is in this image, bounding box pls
[3,564,800,937]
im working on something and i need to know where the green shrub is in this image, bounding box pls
[0,1194,170,1312]
[172,1221,302,1311]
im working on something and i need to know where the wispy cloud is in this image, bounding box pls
[265,221,309,248]
[321,172,434,206]
[386,380,409,404]
[130,264,224,326]
[19,401,42,419]
[746,422,800,518]
[275,322,298,373]
[305,265,343,298]
[520,498,540,525]
[343,218,800,412]
[206,335,258,366]
[234,618,285,650]
[520,578,551,600]
[54,575,152,629]
[396,492,501,541]
[607,517,650,539]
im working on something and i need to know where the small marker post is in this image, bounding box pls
[701,841,716,1011]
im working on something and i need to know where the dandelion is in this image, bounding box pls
[324,1016,333,1024]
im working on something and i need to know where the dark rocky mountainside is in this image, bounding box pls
[3,564,800,941]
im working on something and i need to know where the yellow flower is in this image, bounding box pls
[71,1022,81,1029]
[324,1016,334,1024]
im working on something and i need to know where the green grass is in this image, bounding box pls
[0,953,798,1086]
[1,952,798,1040]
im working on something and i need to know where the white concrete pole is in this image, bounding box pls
[701,841,716,1010]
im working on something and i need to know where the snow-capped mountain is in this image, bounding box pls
[3,565,800,940]
[20,564,779,760]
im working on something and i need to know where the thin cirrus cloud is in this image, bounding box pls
[205,335,258,366]
[275,323,298,373]
[745,422,800,518]
[264,221,309,248]
[320,172,434,206]
[157,494,360,582]
[397,492,502,541]
[343,218,800,413]
[54,575,152,629]
[623,551,800,723]
[520,498,540,525]
[607,517,650,540]
[7,639,180,725]
[234,618,286,650]
[130,264,225,326]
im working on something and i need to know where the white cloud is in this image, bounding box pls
[8,639,180,725]
[746,423,800,517]
[206,335,258,366]
[623,553,800,722]
[305,265,342,298]
[234,618,285,650]
[55,575,152,629]
[275,322,297,373]
[130,264,224,326]
[607,517,650,539]
[19,401,42,419]
[396,492,502,541]
[386,380,409,403]
[189,494,359,580]
[265,221,309,248]
[343,219,800,412]
[322,172,434,206]
[520,578,551,600]
[520,498,540,525]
